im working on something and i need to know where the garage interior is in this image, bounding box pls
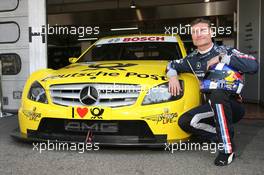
[47,0,236,69]
[46,0,264,118]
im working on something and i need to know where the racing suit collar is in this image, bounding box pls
[197,43,214,54]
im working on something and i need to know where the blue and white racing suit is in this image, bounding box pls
[167,44,258,153]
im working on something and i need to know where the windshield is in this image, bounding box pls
[78,42,182,62]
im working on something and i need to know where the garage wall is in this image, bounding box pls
[0,0,29,111]
[238,0,261,103]
[260,0,264,106]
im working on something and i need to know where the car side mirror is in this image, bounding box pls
[68,57,78,64]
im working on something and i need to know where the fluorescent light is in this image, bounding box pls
[78,37,98,41]
[130,0,136,8]
[136,9,143,21]
[110,27,138,31]
[204,0,210,2]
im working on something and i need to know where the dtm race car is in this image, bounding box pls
[12,35,201,146]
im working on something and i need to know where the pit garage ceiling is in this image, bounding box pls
[47,0,236,25]
[47,0,233,12]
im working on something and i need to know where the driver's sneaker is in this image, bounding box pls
[214,152,235,166]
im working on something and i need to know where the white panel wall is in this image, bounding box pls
[28,0,47,73]
[0,0,47,111]
[0,0,29,111]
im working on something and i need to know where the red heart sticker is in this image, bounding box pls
[77,107,88,118]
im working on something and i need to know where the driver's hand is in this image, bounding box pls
[207,55,220,70]
[168,76,182,96]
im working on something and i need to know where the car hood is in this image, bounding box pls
[39,60,169,87]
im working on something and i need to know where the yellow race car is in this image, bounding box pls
[13,35,201,146]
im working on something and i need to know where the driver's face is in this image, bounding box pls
[191,23,213,47]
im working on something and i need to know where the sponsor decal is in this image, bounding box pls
[196,62,201,69]
[125,72,167,81]
[107,38,121,43]
[72,107,74,118]
[233,72,242,80]
[42,71,167,81]
[90,107,104,119]
[76,107,89,118]
[122,36,165,42]
[64,121,118,133]
[141,109,178,124]
[41,71,120,81]
[23,107,41,121]
[195,71,205,78]
[96,36,177,45]
[215,46,228,55]
[174,59,184,64]
[83,63,137,71]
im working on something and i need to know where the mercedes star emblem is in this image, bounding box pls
[79,86,99,105]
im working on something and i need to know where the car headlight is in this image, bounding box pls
[142,81,184,105]
[27,81,48,104]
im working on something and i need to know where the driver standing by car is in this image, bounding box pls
[166,18,258,166]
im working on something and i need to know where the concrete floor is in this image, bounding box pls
[0,115,264,175]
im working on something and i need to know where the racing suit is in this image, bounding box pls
[167,44,258,154]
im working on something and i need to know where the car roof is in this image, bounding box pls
[99,34,179,40]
